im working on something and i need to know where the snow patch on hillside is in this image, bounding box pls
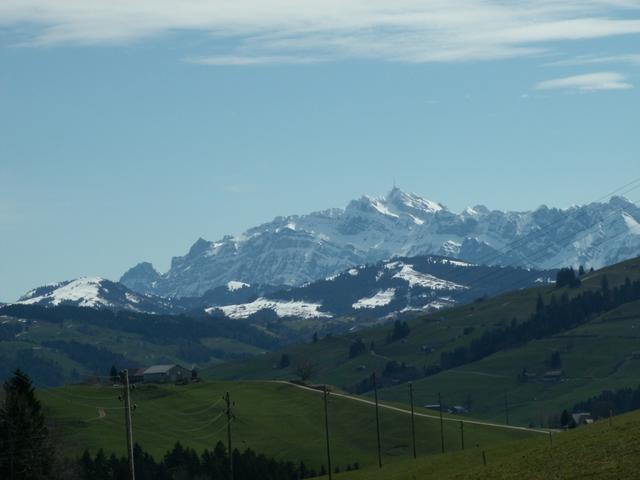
[438,258,475,268]
[18,277,111,308]
[368,197,399,218]
[352,288,396,309]
[392,264,467,290]
[210,298,331,319]
[125,292,141,304]
[623,213,640,234]
[227,281,250,292]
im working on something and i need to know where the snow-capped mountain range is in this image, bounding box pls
[16,256,555,322]
[121,188,640,298]
[204,255,555,321]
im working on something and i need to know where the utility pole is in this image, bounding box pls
[8,431,14,480]
[323,386,333,480]
[438,392,445,454]
[504,391,510,426]
[460,421,465,450]
[373,373,382,468]
[609,409,613,427]
[225,392,234,480]
[409,383,417,459]
[121,370,135,480]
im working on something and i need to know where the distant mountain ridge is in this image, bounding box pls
[16,277,175,314]
[15,255,555,325]
[121,188,640,298]
[204,255,555,321]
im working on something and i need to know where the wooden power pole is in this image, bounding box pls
[323,386,333,480]
[225,392,234,480]
[373,373,383,468]
[504,391,510,426]
[438,392,445,454]
[121,370,135,480]
[409,383,417,459]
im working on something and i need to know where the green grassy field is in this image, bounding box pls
[329,408,640,479]
[40,380,535,471]
[380,298,640,426]
[206,257,640,427]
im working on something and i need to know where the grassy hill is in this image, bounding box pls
[379,298,640,426]
[329,408,640,479]
[39,380,535,471]
[206,257,640,427]
[0,306,275,386]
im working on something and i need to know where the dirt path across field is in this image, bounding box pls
[273,380,553,435]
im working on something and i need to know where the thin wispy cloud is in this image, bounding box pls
[1,1,640,65]
[186,55,324,66]
[534,71,634,91]
[545,53,640,66]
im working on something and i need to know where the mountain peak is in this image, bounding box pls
[16,276,174,313]
[18,277,110,307]
[120,262,161,295]
[119,190,640,298]
[609,195,634,208]
[386,187,445,214]
[188,237,212,256]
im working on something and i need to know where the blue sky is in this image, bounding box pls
[1,1,639,301]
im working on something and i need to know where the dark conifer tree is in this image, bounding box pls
[535,293,544,314]
[560,409,571,428]
[0,370,54,480]
[109,365,119,383]
[279,354,291,369]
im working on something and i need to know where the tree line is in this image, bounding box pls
[348,273,640,393]
[0,304,279,351]
[78,441,324,480]
[434,275,640,373]
[0,369,358,479]
[552,384,640,427]
[0,304,280,386]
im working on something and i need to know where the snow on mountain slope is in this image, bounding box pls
[16,277,174,313]
[121,188,640,298]
[390,263,467,290]
[18,277,110,308]
[352,289,396,310]
[200,254,555,321]
[15,253,556,323]
[208,298,331,320]
[227,281,250,292]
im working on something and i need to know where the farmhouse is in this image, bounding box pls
[143,364,191,384]
[130,368,147,384]
[572,412,594,425]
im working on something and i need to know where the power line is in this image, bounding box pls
[225,391,234,480]
[478,208,640,300]
[372,373,383,469]
[323,385,333,480]
[433,196,640,308]
[447,179,640,270]
[120,370,136,480]
[387,181,640,308]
